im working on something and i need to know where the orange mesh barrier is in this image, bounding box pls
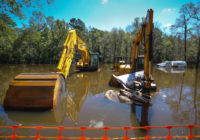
[0,125,200,140]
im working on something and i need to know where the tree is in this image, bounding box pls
[0,1,200,66]
[172,17,189,61]
[124,32,132,62]
[0,0,55,64]
[0,19,18,63]
[111,28,119,63]
[0,0,55,20]
[0,13,16,27]
[45,18,69,63]
[152,27,164,62]
[170,2,200,63]
[133,17,141,32]
[184,2,200,67]
[118,29,126,57]
[101,31,111,63]
[29,11,46,32]
[177,2,200,67]
[89,28,102,54]
[69,18,88,41]
[195,24,200,68]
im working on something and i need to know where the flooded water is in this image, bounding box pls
[0,64,199,138]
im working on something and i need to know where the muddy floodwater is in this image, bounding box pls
[0,64,199,138]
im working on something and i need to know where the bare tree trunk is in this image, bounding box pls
[178,36,182,60]
[184,23,187,61]
[125,44,128,62]
[103,42,107,63]
[196,37,200,69]
[113,41,116,64]
[178,72,185,107]
[113,34,117,64]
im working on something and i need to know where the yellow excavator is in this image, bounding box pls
[113,56,125,71]
[111,9,154,89]
[3,30,99,110]
[75,36,99,71]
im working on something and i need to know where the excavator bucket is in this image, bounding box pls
[3,73,66,110]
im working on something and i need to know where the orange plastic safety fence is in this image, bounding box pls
[0,125,199,140]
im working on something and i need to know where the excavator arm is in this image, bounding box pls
[57,30,77,79]
[76,36,90,69]
[56,30,91,79]
[130,24,145,73]
[131,9,154,88]
[144,9,154,88]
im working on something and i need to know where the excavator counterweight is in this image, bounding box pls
[4,73,65,110]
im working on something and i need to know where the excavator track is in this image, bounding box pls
[3,73,66,110]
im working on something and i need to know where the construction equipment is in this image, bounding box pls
[119,9,153,75]
[113,56,125,71]
[75,37,99,71]
[113,56,144,72]
[110,9,154,90]
[3,30,99,110]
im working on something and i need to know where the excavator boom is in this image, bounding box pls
[144,9,153,88]
[57,30,77,78]
[76,36,90,66]
[131,9,153,88]
[76,36,99,71]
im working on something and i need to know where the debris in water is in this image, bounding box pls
[104,90,120,103]
[107,71,156,105]
[89,120,104,128]
[118,94,133,104]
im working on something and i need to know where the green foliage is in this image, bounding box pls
[0,13,16,27]
[69,18,88,41]
[0,0,55,19]
[0,1,199,66]
[0,19,18,63]
[171,1,200,62]
[2,15,69,64]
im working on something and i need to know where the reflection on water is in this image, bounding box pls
[65,66,114,124]
[157,67,186,73]
[129,104,150,138]
[0,64,199,137]
[152,67,200,125]
[66,73,89,123]
[66,95,79,123]
[4,84,67,125]
[131,104,150,126]
[194,69,198,125]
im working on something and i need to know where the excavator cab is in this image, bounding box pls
[113,56,125,70]
[76,52,99,71]
[136,55,144,71]
[128,55,145,72]
[89,52,99,71]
